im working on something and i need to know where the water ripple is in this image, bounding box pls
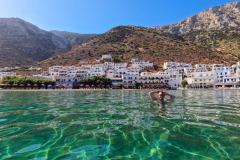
[0,90,239,159]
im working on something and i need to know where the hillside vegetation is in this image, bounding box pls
[39,26,238,68]
[182,27,240,59]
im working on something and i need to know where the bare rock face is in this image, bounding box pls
[155,2,240,35]
[0,18,48,36]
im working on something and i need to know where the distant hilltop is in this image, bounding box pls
[154,2,240,35]
[0,18,98,67]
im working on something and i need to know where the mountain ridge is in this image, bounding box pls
[39,25,238,68]
[0,18,97,67]
[154,1,240,35]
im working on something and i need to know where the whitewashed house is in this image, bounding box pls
[122,71,139,87]
[106,70,123,86]
[0,72,17,80]
[131,59,138,62]
[212,64,234,82]
[164,62,193,70]
[29,67,42,71]
[214,65,240,89]
[52,76,74,88]
[101,55,112,59]
[104,62,115,70]
[167,71,182,89]
[87,66,105,77]
[195,64,213,69]
[138,72,166,84]
[132,61,153,70]
[188,71,217,88]
[49,66,64,76]
[184,68,195,77]
[115,63,127,70]
[127,67,142,72]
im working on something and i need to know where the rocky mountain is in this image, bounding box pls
[0,18,97,67]
[50,30,98,47]
[155,2,240,35]
[39,26,238,68]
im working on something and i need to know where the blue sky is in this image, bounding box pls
[0,0,236,34]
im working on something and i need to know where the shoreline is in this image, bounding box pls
[0,88,239,91]
[0,89,171,92]
[177,88,240,90]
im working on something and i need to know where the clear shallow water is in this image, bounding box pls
[0,90,240,160]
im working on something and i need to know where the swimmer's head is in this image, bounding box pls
[157,91,165,101]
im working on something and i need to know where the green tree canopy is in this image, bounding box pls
[119,83,122,88]
[80,75,112,87]
[181,80,188,88]
[0,76,55,86]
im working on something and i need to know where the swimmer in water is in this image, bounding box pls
[149,91,175,103]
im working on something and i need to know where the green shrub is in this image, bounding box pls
[181,80,188,88]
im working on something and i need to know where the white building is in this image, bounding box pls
[212,64,234,82]
[87,66,105,77]
[164,62,193,70]
[188,71,217,88]
[115,63,127,70]
[53,76,74,88]
[106,70,123,86]
[184,68,195,77]
[138,72,167,85]
[104,62,115,70]
[137,71,181,89]
[101,55,112,59]
[79,61,88,64]
[106,69,126,79]
[127,66,142,72]
[214,65,240,89]
[29,67,42,71]
[131,59,138,62]
[49,66,64,76]
[132,61,154,70]
[167,71,182,89]
[195,64,213,69]
[0,72,16,81]
[122,71,139,87]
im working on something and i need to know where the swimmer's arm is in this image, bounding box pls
[149,91,158,101]
[165,93,175,101]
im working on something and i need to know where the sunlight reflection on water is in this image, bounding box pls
[0,90,239,159]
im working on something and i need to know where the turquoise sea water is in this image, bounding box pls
[0,90,240,160]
